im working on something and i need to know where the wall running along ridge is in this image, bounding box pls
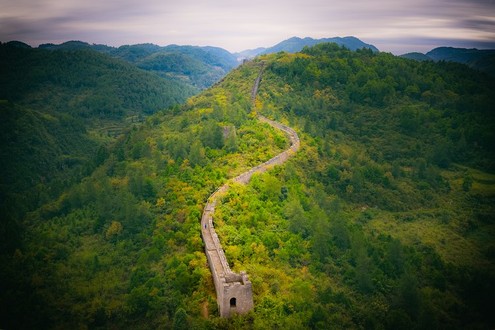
[200,62,300,317]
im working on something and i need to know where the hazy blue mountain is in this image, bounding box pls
[196,45,239,70]
[161,45,238,70]
[234,47,267,60]
[135,51,225,89]
[261,36,379,54]
[426,47,495,64]
[401,47,495,76]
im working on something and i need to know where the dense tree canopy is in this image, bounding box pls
[1,44,494,329]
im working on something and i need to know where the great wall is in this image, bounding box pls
[200,63,300,317]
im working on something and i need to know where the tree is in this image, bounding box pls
[332,219,350,250]
[201,121,224,149]
[172,307,188,330]
[387,239,404,277]
[224,126,238,152]
[188,140,206,167]
[284,198,310,237]
[397,273,421,320]
[312,217,331,262]
[462,172,473,192]
[105,221,123,240]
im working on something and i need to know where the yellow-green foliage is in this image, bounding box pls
[3,46,495,330]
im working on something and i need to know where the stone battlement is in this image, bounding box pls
[201,189,253,317]
[200,61,300,317]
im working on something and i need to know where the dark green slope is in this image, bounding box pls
[0,60,277,329]
[0,43,196,257]
[117,44,238,89]
[0,43,195,192]
[0,43,195,117]
[252,44,495,328]
[2,43,495,329]
[38,41,239,89]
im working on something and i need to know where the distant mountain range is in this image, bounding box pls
[5,36,381,89]
[235,36,379,60]
[401,47,495,76]
[6,37,495,81]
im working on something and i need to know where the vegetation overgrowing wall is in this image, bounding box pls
[200,64,300,317]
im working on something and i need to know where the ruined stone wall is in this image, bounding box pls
[201,186,254,317]
[200,62,299,317]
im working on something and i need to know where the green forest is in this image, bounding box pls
[1,42,495,329]
[37,41,239,90]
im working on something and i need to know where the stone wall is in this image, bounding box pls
[200,62,300,317]
[201,186,254,317]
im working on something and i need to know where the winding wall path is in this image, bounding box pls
[201,63,300,317]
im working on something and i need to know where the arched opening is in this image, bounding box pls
[230,297,237,307]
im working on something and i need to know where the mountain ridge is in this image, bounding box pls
[262,36,379,54]
[235,36,379,59]
[1,38,494,329]
[35,41,239,90]
[5,35,380,64]
[401,46,495,76]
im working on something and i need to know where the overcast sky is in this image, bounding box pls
[1,0,494,54]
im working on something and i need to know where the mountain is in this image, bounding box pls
[401,47,495,76]
[427,47,495,77]
[4,40,32,48]
[0,43,194,118]
[426,46,495,63]
[39,40,112,51]
[144,44,238,88]
[235,36,378,60]
[39,41,239,89]
[234,47,267,61]
[399,52,432,61]
[0,43,196,255]
[261,36,379,55]
[2,41,494,329]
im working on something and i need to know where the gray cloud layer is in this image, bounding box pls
[1,0,494,53]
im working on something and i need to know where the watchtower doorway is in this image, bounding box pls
[230,297,237,308]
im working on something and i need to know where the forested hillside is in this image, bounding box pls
[0,42,195,257]
[1,43,494,329]
[0,60,288,329]
[0,43,195,117]
[39,41,239,89]
[242,44,495,328]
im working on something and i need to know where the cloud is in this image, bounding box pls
[1,0,494,53]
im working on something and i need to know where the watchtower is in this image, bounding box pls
[202,197,254,317]
[217,272,254,317]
